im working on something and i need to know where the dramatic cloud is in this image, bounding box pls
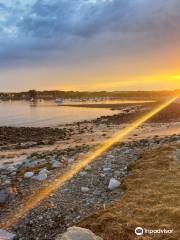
[0,0,180,68]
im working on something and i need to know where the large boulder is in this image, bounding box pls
[56,227,103,240]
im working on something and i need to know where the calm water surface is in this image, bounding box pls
[0,101,122,127]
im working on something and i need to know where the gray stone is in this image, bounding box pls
[24,172,34,179]
[10,172,17,176]
[79,171,87,177]
[0,189,15,204]
[103,167,111,172]
[114,170,121,178]
[68,158,74,164]
[39,168,49,175]
[4,180,11,186]
[0,165,6,171]
[81,187,90,193]
[33,172,47,181]
[51,161,61,168]
[6,166,17,173]
[0,190,9,204]
[0,229,16,240]
[56,226,103,240]
[22,159,37,168]
[108,178,120,191]
[84,165,92,171]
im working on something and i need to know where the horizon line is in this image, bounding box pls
[1,89,180,94]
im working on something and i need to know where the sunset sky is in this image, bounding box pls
[0,0,180,91]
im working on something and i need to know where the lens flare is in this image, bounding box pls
[1,96,178,229]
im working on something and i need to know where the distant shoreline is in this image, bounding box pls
[61,101,156,109]
[0,89,179,101]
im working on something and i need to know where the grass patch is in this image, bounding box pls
[80,143,180,240]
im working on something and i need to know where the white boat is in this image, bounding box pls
[55,98,63,104]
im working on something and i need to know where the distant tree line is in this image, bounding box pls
[0,89,179,101]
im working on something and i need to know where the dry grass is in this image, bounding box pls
[80,143,180,240]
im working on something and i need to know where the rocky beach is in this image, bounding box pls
[0,101,180,240]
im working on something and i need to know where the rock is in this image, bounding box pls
[59,156,66,163]
[114,170,121,177]
[0,229,16,240]
[0,190,9,204]
[51,161,61,168]
[0,165,7,171]
[84,165,92,171]
[56,226,103,240]
[6,166,17,173]
[14,163,23,169]
[79,171,87,177]
[10,172,17,176]
[108,178,120,191]
[106,154,114,159]
[103,167,111,172]
[24,172,34,179]
[68,158,74,164]
[3,180,11,186]
[22,159,37,168]
[33,172,47,181]
[100,173,105,178]
[39,168,49,175]
[81,187,90,193]
[0,189,15,204]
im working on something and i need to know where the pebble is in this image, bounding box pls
[10,172,17,176]
[24,172,34,179]
[108,178,120,191]
[7,166,17,173]
[51,161,61,168]
[22,159,37,168]
[84,165,92,171]
[114,170,121,177]
[4,180,11,186]
[81,187,90,193]
[33,172,47,181]
[68,158,74,164]
[103,167,111,172]
[39,168,49,175]
[0,189,15,204]
[0,189,9,204]
[79,171,87,177]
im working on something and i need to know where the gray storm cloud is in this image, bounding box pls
[0,0,180,67]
